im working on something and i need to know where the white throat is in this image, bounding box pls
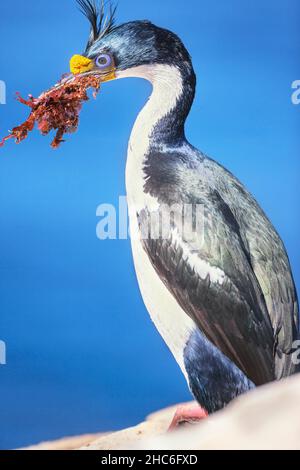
[116,64,184,210]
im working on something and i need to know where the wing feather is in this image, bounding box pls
[141,147,299,383]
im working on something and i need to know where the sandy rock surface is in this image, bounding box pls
[22,374,300,450]
[134,374,300,450]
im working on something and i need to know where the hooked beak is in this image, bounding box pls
[69,54,116,82]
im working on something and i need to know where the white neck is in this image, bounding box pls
[116,66,195,375]
[116,64,183,208]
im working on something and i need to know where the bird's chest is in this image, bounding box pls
[124,69,197,378]
[126,142,195,378]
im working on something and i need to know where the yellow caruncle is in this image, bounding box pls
[69,54,116,82]
[70,55,94,75]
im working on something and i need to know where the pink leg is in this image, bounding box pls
[168,404,208,431]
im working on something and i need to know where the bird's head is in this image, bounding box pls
[70,1,195,86]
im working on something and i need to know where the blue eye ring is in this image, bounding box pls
[95,53,112,69]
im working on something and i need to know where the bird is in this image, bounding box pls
[71,1,299,427]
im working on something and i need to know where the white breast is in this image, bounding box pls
[116,64,196,378]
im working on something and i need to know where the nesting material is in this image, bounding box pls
[0,75,101,149]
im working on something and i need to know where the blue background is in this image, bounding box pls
[0,0,299,450]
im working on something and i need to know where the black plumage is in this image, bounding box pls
[140,139,299,409]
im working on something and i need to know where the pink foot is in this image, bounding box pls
[168,404,208,431]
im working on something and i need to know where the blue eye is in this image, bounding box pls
[95,54,112,69]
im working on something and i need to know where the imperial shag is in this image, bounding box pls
[72,1,299,425]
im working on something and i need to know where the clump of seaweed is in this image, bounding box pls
[0,74,101,149]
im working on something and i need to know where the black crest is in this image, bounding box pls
[76,0,117,50]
